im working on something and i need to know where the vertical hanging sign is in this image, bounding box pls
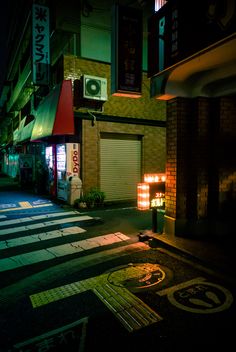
[111,5,142,98]
[32,3,50,86]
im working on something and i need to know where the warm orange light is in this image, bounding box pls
[144,173,166,183]
[137,183,150,210]
[112,92,141,98]
[161,175,166,182]
[151,197,165,208]
[156,94,176,101]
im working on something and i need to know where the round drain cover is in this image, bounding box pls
[106,263,171,292]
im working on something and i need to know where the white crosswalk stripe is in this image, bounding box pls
[0,211,131,273]
[0,209,162,334]
[0,232,130,272]
[0,226,85,249]
[0,215,93,236]
[0,211,81,227]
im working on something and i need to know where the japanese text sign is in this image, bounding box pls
[149,182,165,209]
[111,5,142,97]
[32,4,50,85]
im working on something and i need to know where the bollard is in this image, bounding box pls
[152,208,158,233]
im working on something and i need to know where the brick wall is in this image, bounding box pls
[64,56,166,194]
[165,98,177,219]
[218,97,236,217]
[64,56,166,120]
[165,95,236,237]
[196,98,209,219]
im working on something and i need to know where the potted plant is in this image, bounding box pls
[74,188,106,209]
[74,194,87,209]
[90,187,106,207]
[84,191,96,208]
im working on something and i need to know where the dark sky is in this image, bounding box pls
[0,2,11,93]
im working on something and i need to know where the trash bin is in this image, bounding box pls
[67,176,82,205]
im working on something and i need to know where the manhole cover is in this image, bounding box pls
[106,263,171,292]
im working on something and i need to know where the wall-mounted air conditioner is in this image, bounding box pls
[83,74,107,101]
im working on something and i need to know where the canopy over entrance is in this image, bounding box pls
[31,80,74,141]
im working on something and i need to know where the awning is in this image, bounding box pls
[31,80,74,141]
[13,115,35,145]
[151,35,236,100]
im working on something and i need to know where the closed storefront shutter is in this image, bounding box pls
[100,136,141,201]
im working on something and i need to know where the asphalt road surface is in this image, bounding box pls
[0,195,235,351]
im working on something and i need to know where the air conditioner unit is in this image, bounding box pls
[83,74,107,101]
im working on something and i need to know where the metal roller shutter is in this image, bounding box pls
[100,137,141,201]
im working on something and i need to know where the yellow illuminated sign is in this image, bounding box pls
[137,174,166,210]
[150,194,165,208]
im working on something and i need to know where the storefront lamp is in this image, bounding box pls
[144,173,166,183]
[138,174,166,211]
[137,173,166,233]
[137,183,150,210]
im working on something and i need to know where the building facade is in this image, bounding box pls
[0,0,166,203]
[149,0,236,238]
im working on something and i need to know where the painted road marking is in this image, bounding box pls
[0,215,93,236]
[0,243,150,306]
[0,232,130,272]
[13,317,88,352]
[0,203,53,212]
[30,263,163,332]
[0,211,80,227]
[19,201,33,208]
[157,277,205,296]
[31,203,53,208]
[0,226,86,249]
[31,199,52,205]
[0,200,51,210]
[0,242,150,307]
[157,277,234,314]
[106,263,166,292]
[0,203,17,209]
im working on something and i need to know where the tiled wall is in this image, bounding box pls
[64,56,167,194]
[165,95,236,236]
[64,55,166,120]
[219,97,236,212]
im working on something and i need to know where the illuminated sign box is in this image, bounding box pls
[137,173,166,210]
[111,4,143,98]
[144,173,166,183]
[32,4,50,86]
[137,183,150,210]
[149,182,165,209]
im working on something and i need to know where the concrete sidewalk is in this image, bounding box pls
[151,231,235,281]
[0,173,20,191]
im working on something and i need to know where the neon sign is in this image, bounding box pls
[137,174,166,210]
[150,192,165,208]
